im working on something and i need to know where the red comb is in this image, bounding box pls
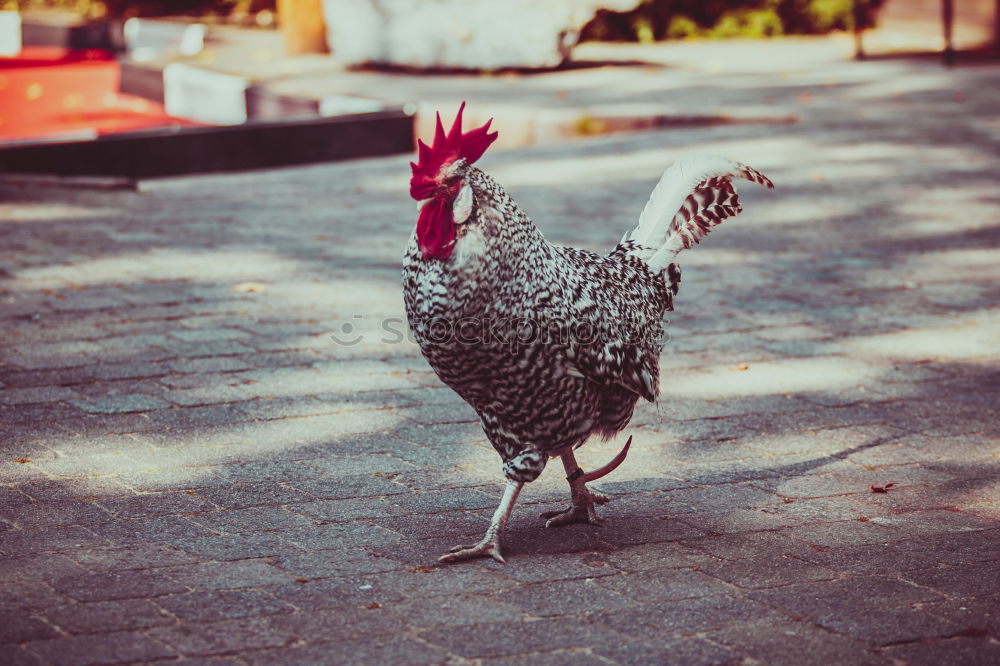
[409,102,498,201]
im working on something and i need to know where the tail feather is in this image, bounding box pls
[627,156,773,273]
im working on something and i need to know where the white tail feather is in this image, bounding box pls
[628,156,773,273]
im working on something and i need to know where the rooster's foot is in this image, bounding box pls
[541,501,603,527]
[438,537,506,564]
[540,485,610,527]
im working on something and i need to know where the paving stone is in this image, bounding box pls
[0,385,81,405]
[478,552,620,583]
[747,577,945,620]
[595,595,782,637]
[279,523,404,551]
[0,525,109,555]
[163,558,298,590]
[813,605,962,646]
[97,491,215,518]
[0,614,62,643]
[866,510,998,536]
[593,638,739,666]
[420,617,629,658]
[706,619,889,666]
[166,357,254,374]
[70,394,170,414]
[900,562,1000,599]
[24,631,176,665]
[43,599,175,634]
[147,404,255,428]
[271,548,406,579]
[145,615,295,658]
[602,542,714,572]
[0,553,89,582]
[375,512,490,540]
[187,507,316,534]
[681,507,804,533]
[0,580,76,613]
[697,554,838,589]
[782,520,906,547]
[155,588,296,622]
[384,592,525,626]
[0,646,45,666]
[241,639,450,666]
[794,540,946,575]
[51,569,189,602]
[299,453,420,478]
[882,637,1000,666]
[501,578,632,617]
[0,500,114,530]
[171,533,295,562]
[594,568,736,603]
[62,543,199,573]
[922,598,1000,639]
[285,497,410,523]
[289,475,406,498]
[270,565,512,611]
[92,515,219,544]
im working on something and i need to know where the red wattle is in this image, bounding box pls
[416,197,455,260]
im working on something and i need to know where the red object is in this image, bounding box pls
[409,102,498,259]
[0,46,199,142]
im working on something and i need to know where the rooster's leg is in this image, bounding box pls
[540,450,610,527]
[439,479,523,564]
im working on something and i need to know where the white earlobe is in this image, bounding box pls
[452,183,473,225]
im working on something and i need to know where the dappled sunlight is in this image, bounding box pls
[844,317,1000,362]
[862,249,1000,285]
[16,248,303,285]
[661,356,874,400]
[896,188,999,237]
[0,203,122,223]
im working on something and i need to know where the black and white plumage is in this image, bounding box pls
[402,129,773,562]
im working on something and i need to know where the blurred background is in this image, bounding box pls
[1,0,997,168]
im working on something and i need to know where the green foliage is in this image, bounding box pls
[582,0,888,42]
[708,8,784,38]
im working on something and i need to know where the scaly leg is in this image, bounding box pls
[540,449,611,527]
[439,479,523,564]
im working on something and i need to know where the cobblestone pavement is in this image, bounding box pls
[2,50,1000,665]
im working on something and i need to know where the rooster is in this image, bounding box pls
[402,104,773,563]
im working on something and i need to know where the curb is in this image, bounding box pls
[0,109,413,179]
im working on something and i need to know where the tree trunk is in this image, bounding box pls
[278,0,329,55]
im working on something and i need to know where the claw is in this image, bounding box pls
[439,538,505,564]
[544,503,602,528]
[582,436,632,483]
